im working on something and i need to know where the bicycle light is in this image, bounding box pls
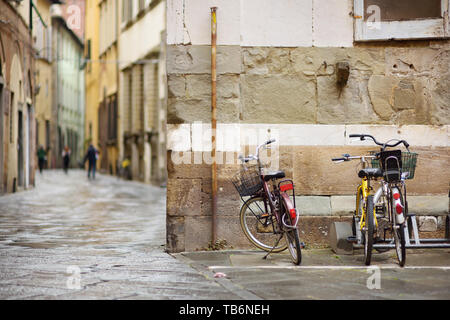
[392,188,405,224]
[289,209,297,220]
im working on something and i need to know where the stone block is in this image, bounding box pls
[292,146,370,195]
[167,97,211,123]
[241,74,316,124]
[167,45,242,75]
[331,196,355,216]
[418,216,438,232]
[407,195,449,216]
[166,216,185,253]
[368,75,397,121]
[184,216,212,252]
[166,178,202,216]
[167,75,186,98]
[295,196,331,216]
[329,222,353,255]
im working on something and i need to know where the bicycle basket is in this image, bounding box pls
[231,164,263,197]
[371,150,418,181]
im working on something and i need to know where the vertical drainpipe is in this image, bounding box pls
[210,7,218,244]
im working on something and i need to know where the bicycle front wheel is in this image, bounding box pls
[392,190,406,267]
[285,228,302,265]
[394,223,406,267]
[240,197,287,253]
[363,195,374,266]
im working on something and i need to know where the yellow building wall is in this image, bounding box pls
[84,0,100,159]
[34,0,53,153]
[98,45,119,174]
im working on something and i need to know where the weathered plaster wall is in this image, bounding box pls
[166,0,450,252]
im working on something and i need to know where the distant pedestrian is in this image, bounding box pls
[62,146,71,174]
[37,145,46,174]
[84,144,98,180]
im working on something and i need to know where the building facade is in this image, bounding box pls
[118,0,167,184]
[84,0,119,175]
[50,4,85,169]
[165,0,450,252]
[97,0,119,175]
[34,0,61,168]
[84,0,100,164]
[0,0,37,194]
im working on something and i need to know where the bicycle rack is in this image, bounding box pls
[350,214,450,250]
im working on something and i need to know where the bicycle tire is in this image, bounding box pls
[240,197,287,253]
[285,228,302,265]
[364,195,374,266]
[392,191,406,267]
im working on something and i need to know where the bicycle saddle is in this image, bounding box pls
[263,171,286,181]
[358,168,383,179]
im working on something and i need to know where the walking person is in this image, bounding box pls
[84,144,98,180]
[37,145,46,174]
[62,146,71,174]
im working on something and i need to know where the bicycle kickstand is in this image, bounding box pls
[263,234,284,260]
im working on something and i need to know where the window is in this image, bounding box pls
[138,0,146,13]
[122,0,133,24]
[45,120,50,150]
[354,0,450,41]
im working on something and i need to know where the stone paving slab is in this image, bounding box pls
[176,248,450,300]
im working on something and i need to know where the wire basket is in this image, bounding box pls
[371,152,418,180]
[231,164,263,197]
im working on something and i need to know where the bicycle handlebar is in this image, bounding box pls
[239,139,277,164]
[349,134,410,151]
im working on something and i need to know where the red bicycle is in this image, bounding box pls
[232,139,302,265]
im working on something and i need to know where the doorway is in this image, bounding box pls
[0,83,3,194]
[18,109,23,187]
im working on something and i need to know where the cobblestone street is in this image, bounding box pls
[0,170,240,300]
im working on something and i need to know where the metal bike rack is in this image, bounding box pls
[351,214,450,250]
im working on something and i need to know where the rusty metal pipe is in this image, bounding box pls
[211,7,218,244]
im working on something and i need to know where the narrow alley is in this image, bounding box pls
[0,170,239,299]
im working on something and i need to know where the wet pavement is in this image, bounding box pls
[0,170,449,300]
[0,170,240,300]
[177,247,450,300]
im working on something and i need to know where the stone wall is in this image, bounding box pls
[166,0,450,254]
[166,40,449,252]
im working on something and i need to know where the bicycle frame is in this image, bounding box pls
[240,140,297,231]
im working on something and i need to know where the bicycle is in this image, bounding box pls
[332,134,418,267]
[231,139,302,265]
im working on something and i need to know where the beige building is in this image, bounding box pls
[34,0,60,165]
[0,0,37,194]
[84,0,120,175]
[97,0,119,175]
[118,0,167,184]
[165,0,450,252]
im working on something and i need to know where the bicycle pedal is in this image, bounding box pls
[260,213,270,218]
[300,242,306,249]
[347,236,358,243]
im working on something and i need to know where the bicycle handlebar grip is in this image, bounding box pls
[331,157,346,162]
[403,140,410,148]
[266,139,276,145]
[349,134,362,138]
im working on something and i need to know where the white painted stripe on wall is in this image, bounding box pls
[167,124,449,151]
[167,0,354,47]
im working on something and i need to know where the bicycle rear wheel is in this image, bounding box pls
[240,197,287,253]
